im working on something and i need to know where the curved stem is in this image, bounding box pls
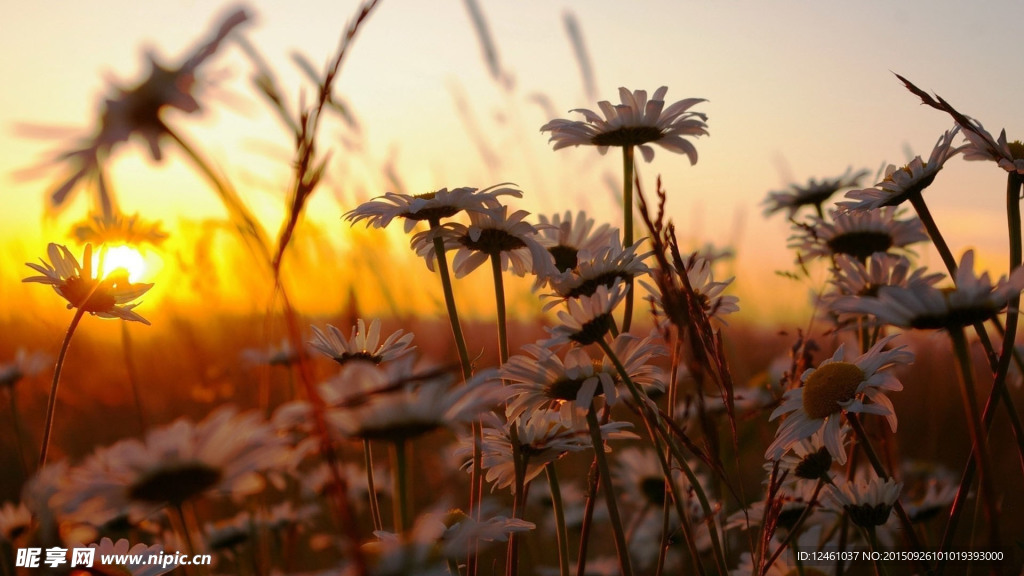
[585,404,633,576]
[38,307,86,469]
[545,463,571,576]
[622,145,635,332]
[948,328,1000,549]
[363,440,383,532]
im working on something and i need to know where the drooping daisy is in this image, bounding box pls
[438,507,535,560]
[828,476,902,529]
[328,363,507,443]
[833,250,1024,330]
[23,243,153,324]
[309,318,415,367]
[535,210,616,274]
[56,406,290,520]
[71,211,168,247]
[344,184,522,233]
[543,281,628,347]
[411,206,556,279]
[789,207,928,262]
[840,127,963,211]
[541,87,708,164]
[766,335,912,463]
[763,167,870,217]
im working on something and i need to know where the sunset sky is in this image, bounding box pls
[3,0,1023,325]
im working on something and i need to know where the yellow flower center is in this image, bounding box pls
[801,362,864,419]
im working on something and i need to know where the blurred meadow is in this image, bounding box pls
[3,1,1024,575]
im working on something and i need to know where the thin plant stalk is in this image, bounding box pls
[38,306,86,469]
[363,439,384,532]
[7,390,29,480]
[865,527,889,576]
[948,327,1000,548]
[121,320,148,434]
[575,453,600,576]
[545,463,571,576]
[584,403,633,576]
[621,145,636,332]
[429,221,473,379]
[761,479,825,571]
[392,439,412,534]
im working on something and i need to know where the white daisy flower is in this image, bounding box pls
[789,207,928,262]
[535,210,617,274]
[328,363,507,443]
[411,206,556,278]
[0,348,50,389]
[544,236,649,303]
[241,338,296,367]
[503,343,619,421]
[612,447,704,510]
[840,127,963,211]
[833,250,1024,330]
[23,243,153,324]
[309,318,415,366]
[828,475,902,529]
[543,281,628,347]
[438,508,535,559]
[765,335,912,464]
[0,501,32,542]
[643,252,739,324]
[541,86,708,164]
[344,184,521,233]
[763,167,870,217]
[958,120,1024,174]
[56,406,291,520]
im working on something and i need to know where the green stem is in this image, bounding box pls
[38,307,86,469]
[363,439,383,532]
[392,439,412,534]
[585,404,633,576]
[948,327,1000,549]
[546,463,571,576]
[622,145,636,333]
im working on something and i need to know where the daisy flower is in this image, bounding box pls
[833,250,1024,330]
[344,183,521,233]
[613,447,703,510]
[80,538,175,576]
[643,252,739,324]
[0,348,50,389]
[0,501,31,542]
[23,243,153,324]
[456,410,636,491]
[958,119,1024,174]
[411,206,556,278]
[821,253,943,328]
[541,87,708,164]
[241,338,296,367]
[789,207,928,262]
[535,210,616,274]
[309,318,415,366]
[840,127,963,211]
[763,167,870,217]
[71,211,168,247]
[545,236,649,302]
[503,344,618,421]
[328,363,507,443]
[438,507,535,559]
[828,476,902,529]
[765,335,913,463]
[56,406,290,520]
[544,281,628,347]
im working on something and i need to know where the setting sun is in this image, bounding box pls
[93,244,150,283]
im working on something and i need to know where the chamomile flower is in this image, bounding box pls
[613,447,701,510]
[545,237,649,302]
[23,243,153,324]
[544,281,628,347]
[438,508,535,559]
[841,127,963,211]
[958,119,1024,174]
[0,501,31,542]
[766,336,912,463]
[834,250,1024,330]
[789,207,928,262]
[828,476,902,529]
[344,184,521,233]
[309,318,415,366]
[503,344,619,420]
[763,167,870,217]
[71,211,168,247]
[643,252,739,324]
[535,210,616,274]
[541,87,708,164]
[411,206,556,278]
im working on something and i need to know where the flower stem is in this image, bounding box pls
[545,463,571,576]
[908,192,958,275]
[762,479,825,571]
[38,307,86,469]
[121,320,148,435]
[7,390,29,481]
[948,327,1000,549]
[866,526,890,576]
[364,439,383,532]
[585,404,633,576]
[430,221,473,379]
[622,145,635,332]
[392,439,412,534]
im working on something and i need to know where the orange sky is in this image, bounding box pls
[2,0,1023,326]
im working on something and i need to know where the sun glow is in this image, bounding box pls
[93,245,153,283]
